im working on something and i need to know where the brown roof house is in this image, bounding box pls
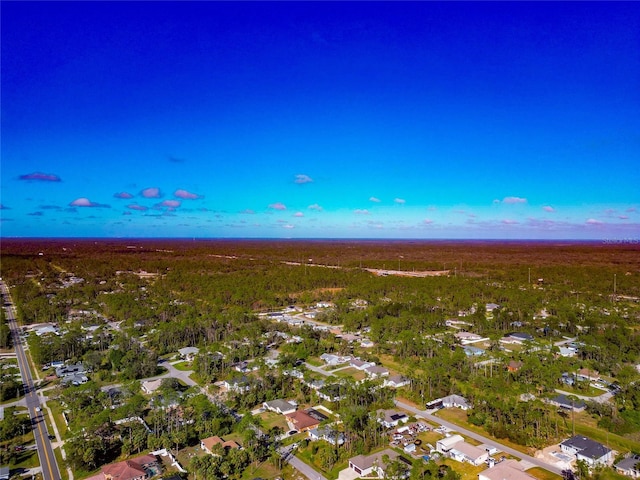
[99,454,159,480]
[200,435,241,455]
[285,410,321,432]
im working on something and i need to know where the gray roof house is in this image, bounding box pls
[263,399,297,415]
[615,455,640,478]
[560,435,613,466]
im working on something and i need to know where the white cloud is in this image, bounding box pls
[308,203,323,211]
[294,174,313,184]
[502,196,527,204]
[369,196,381,203]
[394,198,406,204]
[354,209,369,215]
[543,206,555,212]
[293,212,304,217]
[268,202,287,210]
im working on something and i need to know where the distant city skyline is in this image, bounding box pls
[2,2,638,239]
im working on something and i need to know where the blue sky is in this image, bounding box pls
[2,1,639,239]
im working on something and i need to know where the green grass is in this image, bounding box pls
[259,411,289,432]
[435,408,531,456]
[331,367,366,381]
[241,459,283,479]
[573,413,640,453]
[47,400,68,438]
[172,361,194,371]
[54,446,69,480]
[441,458,486,480]
[306,357,323,367]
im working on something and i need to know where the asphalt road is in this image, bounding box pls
[2,281,61,480]
[394,399,564,476]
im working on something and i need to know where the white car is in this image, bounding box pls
[35,407,41,412]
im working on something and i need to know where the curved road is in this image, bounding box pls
[2,281,61,480]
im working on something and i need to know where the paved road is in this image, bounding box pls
[394,399,564,476]
[2,281,62,480]
[285,452,328,480]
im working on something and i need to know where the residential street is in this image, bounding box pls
[394,399,564,476]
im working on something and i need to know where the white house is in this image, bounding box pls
[384,375,410,389]
[308,426,345,446]
[615,455,640,478]
[263,399,297,415]
[348,449,401,477]
[560,435,613,466]
[377,409,409,429]
[436,434,465,453]
[350,358,376,370]
[178,346,199,361]
[142,378,163,394]
[364,365,389,378]
[441,394,471,410]
[448,441,489,466]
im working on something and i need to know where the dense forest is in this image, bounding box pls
[1,238,639,478]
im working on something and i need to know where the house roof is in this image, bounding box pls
[378,409,407,424]
[178,347,199,356]
[264,399,296,412]
[480,460,535,480]
[365,365,389,375]
[285,410,321,430]
[142,378,163,393]
[450,441,486,460]
[616,455,640,472]
[350,448,399,472]
[561,435,611,459]
[552,394,586,410]
[437,434,465,449]
[102,454,157,479]
[201,435,240,452]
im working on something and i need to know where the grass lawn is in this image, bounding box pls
[378,353,415,375]
[331,367,365,381]
[259,411,289,432]
[48,400,68,438]
[241,459,283,479]
[441,458,485,480]
[417,430,445,449]
[306,357,323,367]
[8,447,39,470]
[295,445,348,480]
[573,412,640,453]
[526,467,563,480]
[435,408,531,456]
[556,385,608,397]
[54,446,69,480]
[172,361,194,372]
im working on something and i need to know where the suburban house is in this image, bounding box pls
[577,368,600,382]
[441,394,471,410]
[436,434,465,453]
[178,346,199,361]
[383,375,410,389]
[61,372,89,386]
[308,426,345,446]
[364,365,390,378]
[141,378,163,395]
[285,410,321,432]
[90,453,159,480]
[377,409,409,429]
[615,455,640,478]
[263,399,297,415]
[350,358,376,370]
[223,376,252,393]
[200,435,241,454]
[455,332,484,344]
[501,333,534,345]
[549,394,586,412]
[560,435,613,466]
[448,441,489,466]
[320,353,351,366]
[348,448,410,477]
[463,346,485,357]
[478,460,537,480]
